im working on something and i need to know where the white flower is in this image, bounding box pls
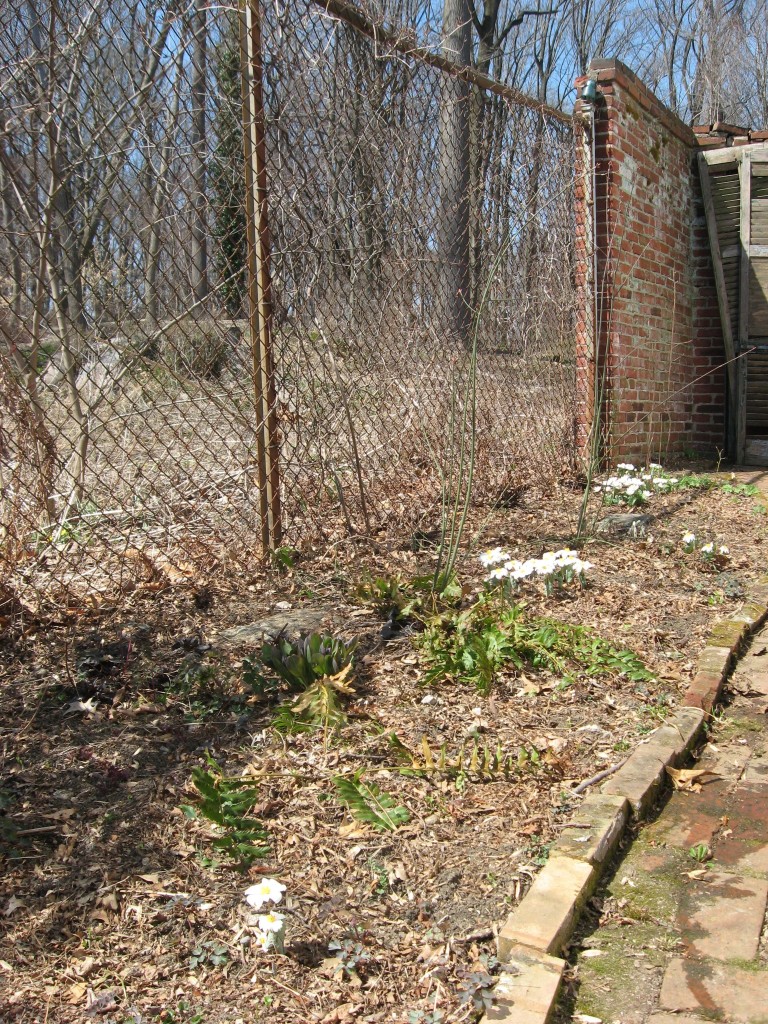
[257,911,285,934]
[718,545,729,555]
[253,930,270,950]
[245,878,286,909]
[682,532,696,546]
[700,542,714,554]
[641,490,651,499]
[487,565,508,581]
[479,547,511,567]
[617,462,636,471]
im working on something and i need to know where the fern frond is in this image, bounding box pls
[332,773,410,831]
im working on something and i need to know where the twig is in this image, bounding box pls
[572,758,627,795]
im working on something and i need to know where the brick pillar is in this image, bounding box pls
[573,60,726,465]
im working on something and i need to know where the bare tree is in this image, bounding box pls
[438,0,473,345]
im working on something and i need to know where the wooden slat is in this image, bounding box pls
[749,260,768,335]
[701,150,740,168]
[738,154,752,461]
[698,152,739,435]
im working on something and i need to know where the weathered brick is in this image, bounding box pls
[574,59,726,460]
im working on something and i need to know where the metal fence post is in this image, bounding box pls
[240,0,283,552]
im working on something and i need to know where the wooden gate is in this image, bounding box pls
[699,143,768,464]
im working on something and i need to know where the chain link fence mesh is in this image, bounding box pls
[0,0,578,615]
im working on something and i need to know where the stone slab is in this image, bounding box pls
[716,840,768,873]
[550,794,629,866]
[497,855,596,958]
[678,871,768,960]
[684,670,725,714]
[743,755,768,784]
[697,645,734,675]
[659,958,768,1021]
[708,619,748,653]
[218,605,334,645]
[601,707,705,815]
[641,787,724,850]
[649,1016,717,1024]
[482,943,564,1024]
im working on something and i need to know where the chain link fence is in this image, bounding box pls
[0,0,577,614]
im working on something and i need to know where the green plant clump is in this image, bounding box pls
[417,601,653,694]
[355,571,462,630]
[258,631,356,693]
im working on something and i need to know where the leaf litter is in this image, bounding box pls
[0,475,766,1022]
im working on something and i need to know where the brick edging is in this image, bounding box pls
[482,575,768,1023]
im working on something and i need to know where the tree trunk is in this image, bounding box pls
[438,0,472,347]
[189,0,209,305]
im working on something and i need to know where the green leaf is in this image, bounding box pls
[332,773,410,831]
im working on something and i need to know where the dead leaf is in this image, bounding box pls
[74,956,95,978]
[45,808,77,821]
[338,822,368,839]
[318,957,345,981]
[64,696,98,715]
[4,896,26,916]
[666,767,720,792]
[321,1002,358,1022]
[98,892,119,912]
[85,989,117,1015]
[67,982,88,1004]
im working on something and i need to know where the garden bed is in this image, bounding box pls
[1,468,766,1023]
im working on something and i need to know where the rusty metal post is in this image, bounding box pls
[240,0,282,551]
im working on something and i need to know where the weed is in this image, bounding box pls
[416,600,653,694]
[721,482,759,498]
[327,938,372,979]
[355,570,461,632]
[271,545,298,570]
[526,836,551,866]
[159,656,245,720]
[158,1003,205,1024]
[368,858,390,895]
[456,963,496,1013]
[182,754,269,866]
[188,940,228,970]
[688,842,712,863]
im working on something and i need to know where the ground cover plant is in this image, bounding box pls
[0,466,766,1022]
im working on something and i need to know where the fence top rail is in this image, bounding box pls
[310,0,572,126]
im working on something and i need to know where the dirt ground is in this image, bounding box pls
[1,468,767,1024]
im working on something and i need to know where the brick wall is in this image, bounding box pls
[574,59,726,464]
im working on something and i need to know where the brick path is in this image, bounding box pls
[562,623,768,1024]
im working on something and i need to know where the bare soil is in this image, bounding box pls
[1,470,766,1024]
